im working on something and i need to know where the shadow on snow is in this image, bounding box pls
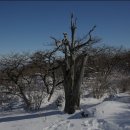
[0,110,63,123]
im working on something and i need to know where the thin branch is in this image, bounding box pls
[74,25,97,51]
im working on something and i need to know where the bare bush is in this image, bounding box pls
[118,77,130,93]
[84,47,121,98]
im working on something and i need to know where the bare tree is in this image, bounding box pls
[0,53,32,109]
[85,47,121,98]
[30,51,63,101]
[48,14,100,114]
[19,73,47,110]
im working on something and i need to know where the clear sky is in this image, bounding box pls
[0,1,130,54]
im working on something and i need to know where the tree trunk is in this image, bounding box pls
[22,94,31,109]
[63,69,75,114]
[63,74,81,114]
[18,86,31,109]
[63,55,88,114]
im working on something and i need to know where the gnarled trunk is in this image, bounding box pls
[63,55,88,114]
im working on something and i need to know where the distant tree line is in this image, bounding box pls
[0,47,130,111]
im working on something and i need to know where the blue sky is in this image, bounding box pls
[0,1,130,54]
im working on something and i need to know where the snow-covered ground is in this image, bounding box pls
[0,92,130,130]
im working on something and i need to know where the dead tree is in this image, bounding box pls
[50,14,100,114]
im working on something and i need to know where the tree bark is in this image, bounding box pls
[63,55,88,114]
